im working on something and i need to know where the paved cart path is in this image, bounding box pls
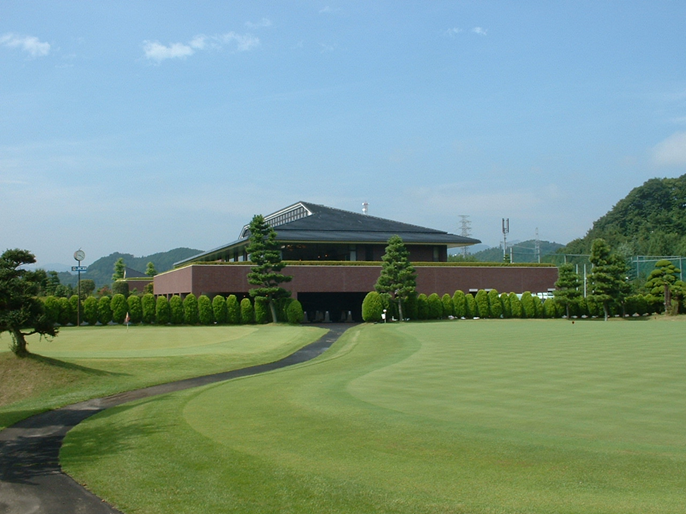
[0,324,352,514]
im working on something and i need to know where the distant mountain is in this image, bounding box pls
[450,240,564,263]
[562,174,686,256]
[51,247,203,288]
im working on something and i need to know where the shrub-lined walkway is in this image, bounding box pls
[0,324,351,514]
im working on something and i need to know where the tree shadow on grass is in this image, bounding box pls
[26,353,126,377]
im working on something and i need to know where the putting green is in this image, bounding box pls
[62,319,686,513]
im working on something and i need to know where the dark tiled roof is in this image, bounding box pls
[176,201,480,265]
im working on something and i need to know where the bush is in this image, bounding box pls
[427,293,443,319]
[532,295,543,318]
[500,292,511,318]
[403,292,418,320]
[240,298,254,324]
[69,295,80,325]
[488,289,502,318]
[155,296,170,325]
[170,295,184,324]
[465,294,477,318]
[509,293,523,318]
[586,296,600,317]
[543,298,557,318]
[83,296,99,325]
[183,293,199,325]
[475,290,489,318]
[520,292,535,319]
[362,292,383,322]
[227,295,240,324]
[197,295,214,325]
[127,295,143,324]
[98,296,112,325]
[58,297,71,325]
[112,280,129,298]
[254,297,270,324]
[287,300,304,324]
[441,293,454,318]
[43,296,60,325]
[111,294,128,324]
[417,293,429,320]
[211,295,227,324]
[452,290,466,318]
[276,298,293,322]
[142,293,156,324]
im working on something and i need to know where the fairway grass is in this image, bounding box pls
[0,324,326,429]
[62,319,686,513]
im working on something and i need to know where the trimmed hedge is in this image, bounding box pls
[362,292,383,322]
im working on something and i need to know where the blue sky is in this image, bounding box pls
[2,1,686,268]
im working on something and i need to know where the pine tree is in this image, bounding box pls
[246,215,292,323]
[645,259,681,314]
[112,257,126,282]
[553,264,583,318]
[374,235,417,321]
[588,239,630,320]
[145,261,158,277]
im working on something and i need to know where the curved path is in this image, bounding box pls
[0,324,352,514]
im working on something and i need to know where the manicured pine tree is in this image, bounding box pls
[553,264,583,318]
[645,259,681,314]
[145,261,158,277]
[374,235,417,321]
[155,296,170,325]
[588,239,630,321]
[212,295,227,324]
[246,214,292,324]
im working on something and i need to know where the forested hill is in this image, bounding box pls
[562,174,686,256]
[452,240,563,263]
[63,247,202,287]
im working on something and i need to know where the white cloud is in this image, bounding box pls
[143,32,259,62]
[319,6,341,14]
[653,132,686,167]
[0,33,50,57]
[471,27,488,36]
[445,28,462,37]
[245,18,272,29]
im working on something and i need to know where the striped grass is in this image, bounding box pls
[62,318,686,513]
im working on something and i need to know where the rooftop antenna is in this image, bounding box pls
[362,202,368,215]
[502,218,509,262]
[459,215,471,257]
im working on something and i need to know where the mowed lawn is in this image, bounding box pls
[0,324,326,429]
[62,319,686,514]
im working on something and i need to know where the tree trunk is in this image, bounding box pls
[603,302,609,321]
[11,328,29,358]
[398,299,404,322]
[268,300,278,324]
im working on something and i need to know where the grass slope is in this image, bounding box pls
[61,318,686,513]
[0,325,325,429]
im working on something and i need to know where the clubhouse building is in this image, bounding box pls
[153,201,558,321]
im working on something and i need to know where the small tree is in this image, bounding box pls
[520,291,535,318]
[240,298,254,324]
[78,279,96,299]
[183,293,199,325]
[465,294,477,318]
[441,293,454,318]
[198,294,214,325]
[645,259,681,315]
[141,293,156,324]
[246,214,292,323]
[475,290,489,318]
[43,296,60,325]
[427,293,443,319]
[156,296,171,325]
[112,280,129,298]
[111,294,128,324]
[145,261,158,277]
[83,296,99,325]
[286,300,304,324]
[0,249,58,356]
[588,238,629,321]
[227,295,240,324]
[554,264,583,318]
[362,291,383,322]
[98,296,113,325]
[452,290,466,318]
[374,235,417,321]
[170,295,184,324]
[488,289,502,318]
[127,295,143,324]
[58,297,71,326]
[112,257,126,282]
[509,293,523,318]
[212,295,227,324]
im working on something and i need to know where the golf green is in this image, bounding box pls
[62,319,686,513]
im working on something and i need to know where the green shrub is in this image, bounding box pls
[198,294,214,325]
[287,300,304,324]
[83,296,99,325]
[543,298,557,318]
[183,294,199,325]
[427,293,443,319]
[276,298,293,322]
[520,292,535,319]
[212,295,227,324]
[69,295,80,325]
[441,293,454,318]
[362,292,383,322]
[403,292,418,320]
[254,297,271,324]
[240,298,254,324]
[509,293,523,318]
[452,290,466,318]
[475,290,489,318]
[417,293,429,320]
[227,295,240,324]
[156,296,170,325]
[586,296,600,317]
[98,296,112,325]
[532,295,543,318]
[170,295,184,324]
[111,294,128,324]
[576,297,588,317]
[465,294,477,318]
[57,297,71,325]
[500,292,511,318]
[112,280,129,298]
[126,295,143,324]
[142,293,156,324]
[43,296,60,325]
[488,289,502,318]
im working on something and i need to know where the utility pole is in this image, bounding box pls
[459,215,472,258]
[502,218,509,262]
[535,228,541,264]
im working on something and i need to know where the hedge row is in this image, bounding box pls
[41,294,304,326]
[361,290,663,322]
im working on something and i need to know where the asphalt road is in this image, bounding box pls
[0,324,352,514]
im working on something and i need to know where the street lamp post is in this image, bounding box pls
[73,249,85,327]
